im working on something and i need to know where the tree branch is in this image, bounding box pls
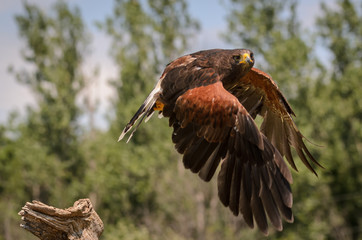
[18,198,103,240]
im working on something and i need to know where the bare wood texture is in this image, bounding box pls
[18,198,104,240]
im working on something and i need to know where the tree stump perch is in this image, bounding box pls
[18,198,104,240]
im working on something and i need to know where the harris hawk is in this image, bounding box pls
[119,49,322,235]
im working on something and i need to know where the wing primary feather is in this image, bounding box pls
[198,143,223,181]
[282,122,298,171]
[125,98,157,143]
[190,141,219,173]
[118,83,161,142]
[172,123,196,153]
[145,110,155,122]
[259,166,283,231]
[244,114,264,150]
[263,135,293,184]
[269,178,294,223]
[182,137,205,169]
[229,154,242,216]
[300,140,324,169]
[118,102,146,141]
[218,152,235,207]
[250,165,268,235]
[273,169,293,208]
[296,147,318,175]
[239,161,254,228]
[248,96,264,118]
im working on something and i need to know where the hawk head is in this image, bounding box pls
[220,49,254,86]
[230,49,254,69]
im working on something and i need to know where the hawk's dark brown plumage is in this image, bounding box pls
[119,49,321,235]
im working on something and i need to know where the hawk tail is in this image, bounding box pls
[118,83,162,143]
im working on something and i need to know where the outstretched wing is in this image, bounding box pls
[230,68,322,174]
[163,72,294,234]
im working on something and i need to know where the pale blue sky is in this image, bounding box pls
[0,0,328,128]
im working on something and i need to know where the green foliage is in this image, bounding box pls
[1,1,90,239]
[14,1,89,171]
[313,1,362,239]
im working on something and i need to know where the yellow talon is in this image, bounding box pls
[153,101,164,111]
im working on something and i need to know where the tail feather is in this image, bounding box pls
[118,84,162,142]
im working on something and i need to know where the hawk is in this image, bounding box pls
[119,49,322,235]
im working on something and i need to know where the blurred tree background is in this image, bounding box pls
[0,0,361,239]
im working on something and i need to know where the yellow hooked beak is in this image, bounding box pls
[240,53,253,65]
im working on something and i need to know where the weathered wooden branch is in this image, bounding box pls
[18,198,104,240]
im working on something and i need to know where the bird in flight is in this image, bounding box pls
[119,49,322,235]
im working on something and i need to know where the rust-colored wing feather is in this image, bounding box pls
[230,68,322,174]
[165,80,294,235]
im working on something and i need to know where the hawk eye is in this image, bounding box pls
[233,55,241,62]
[250,52,254,59]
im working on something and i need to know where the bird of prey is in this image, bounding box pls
[119,48,322,235]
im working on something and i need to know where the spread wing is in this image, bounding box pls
[230,68,322,174]
[162,69,294,234]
